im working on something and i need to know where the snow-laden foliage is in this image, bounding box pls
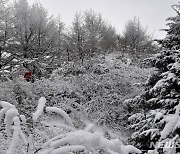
[0,101,27,154]
[126,50,180,154]
[0,81,17,104]
[33,97,46,122]
[45,107,74,127]
[38,122,141,154]
[0,53,152,131]
[48,53,152,129]
[157,3,180,50]
[0,52,153,153]
[125,5,180,152]
[0,97,141,154]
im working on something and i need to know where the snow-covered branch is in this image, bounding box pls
[45,107,74,128]
[33,97,46,122]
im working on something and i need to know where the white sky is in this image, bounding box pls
[27,0,179,39]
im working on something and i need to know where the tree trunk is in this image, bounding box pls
[67,47,70,61]
[0,46,2,69]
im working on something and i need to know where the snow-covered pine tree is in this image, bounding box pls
[125,3,180,154]
[157,3,180,50]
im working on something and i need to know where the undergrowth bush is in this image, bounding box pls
[0,97,142,154]
[0,53,153,132]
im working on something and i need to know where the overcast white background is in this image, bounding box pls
[27,0,179,39]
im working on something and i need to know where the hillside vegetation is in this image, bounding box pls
[0,52,152,154]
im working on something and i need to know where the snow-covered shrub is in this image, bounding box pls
[125,50,180,154]
[5,54,149,131]
[50,61,87,79]
[92,63,109,75]
[0,97,80,154]
[0,50,154,153]
[38,123,142,154]
[0,101,27,154]
[76,57,152,130]
[0,97,142,154]
[0,51,152,133]
[0,81,18,105]
[24,52,152,130]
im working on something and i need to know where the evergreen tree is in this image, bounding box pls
[125,3,180,154]
[157,4,180,50]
